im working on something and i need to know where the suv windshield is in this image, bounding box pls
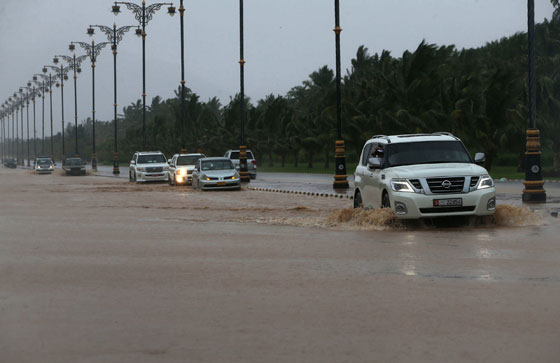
[177,155,203,166]
[65,158,83,166]
[229,151,254,159]
[138,154,166,164]
[36,159,51,166]
[385,141,472,167]
[201,160,234,171]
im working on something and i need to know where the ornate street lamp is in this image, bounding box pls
[18,89,25,166]
[112,0,175,150]
[522,0,546,202]
[34,74,48,155]
[56,49,88,161]
[23,84,31,166]
[173,1,187,154]
[88,23,137,175]
[42,67,58,162]
[332,0,348,189]
[70,40,110,170]
[238,0,250,183]
[45,61,70,161]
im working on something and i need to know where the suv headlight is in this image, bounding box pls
[137,167,145,172]
[477,175,494,189]
[177,169,187,176]
[163,166,169,171]
[390,179,415,193]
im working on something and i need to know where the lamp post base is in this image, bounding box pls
[239,145,250,183]
[92,153,97,172]
[113,152,120,175]
[333,140,349,189]
[522,129,546,203]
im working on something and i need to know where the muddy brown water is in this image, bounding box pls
[1,167,560,362]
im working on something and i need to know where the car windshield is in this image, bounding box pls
[229,151,254,159]
[137,154,166,164]
[177,155,203,166]
[65,158,83,166]
[385,141,472,167]
[37,159,51,166]
[201,160,234,171]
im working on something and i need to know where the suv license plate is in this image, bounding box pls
[433,198,462,207]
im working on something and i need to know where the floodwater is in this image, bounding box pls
[1,167,560,362]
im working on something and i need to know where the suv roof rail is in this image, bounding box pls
[371,135,391,143]
[432,132,459,140]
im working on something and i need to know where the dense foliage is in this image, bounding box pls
[37,10,560,173]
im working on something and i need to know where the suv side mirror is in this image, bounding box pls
[367,157,381,169]
[131,160,136,165]
[168,159,172,164]
[474,153,485,165]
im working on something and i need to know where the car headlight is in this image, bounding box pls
[163,166,169,171]
[177,169,186,176]
[200,174,207,181]
[477,175,494,189]
[137,167,145,172]
[390,179,415,193]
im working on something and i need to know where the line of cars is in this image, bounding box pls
[128,149,257,191]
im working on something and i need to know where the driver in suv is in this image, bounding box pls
[354,133,496,219]
[129,151,169,182]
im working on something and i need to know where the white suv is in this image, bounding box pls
[129,151,169,182]
[167,153,205,185]
[354,133,496,219]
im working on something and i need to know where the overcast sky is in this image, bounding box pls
[0,0,555,134]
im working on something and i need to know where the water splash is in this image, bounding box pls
[326,207,401,231]
[324,204,548,230]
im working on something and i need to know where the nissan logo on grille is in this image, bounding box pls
[441,180,452,189]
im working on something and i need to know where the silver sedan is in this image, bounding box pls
[192,157,241,190]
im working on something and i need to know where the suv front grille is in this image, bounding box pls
[146,167,163,173]
[426,177,464,194]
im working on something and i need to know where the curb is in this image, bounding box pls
[247,186,354,200]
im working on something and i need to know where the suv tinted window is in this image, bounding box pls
[229,151,254,159]
[385,141,472,167]
[361,143,374,166]
[137,154,166,164]
[177,155,204,166]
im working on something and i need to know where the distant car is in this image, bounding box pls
[129,151,169,182]
[168,153,206,186]
[224,149,257,179]
[34,157,55,174]
[62,157,86,176]
[192,157,241,190]
[4,158,17,168]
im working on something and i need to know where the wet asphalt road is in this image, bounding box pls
[1,166,560,362]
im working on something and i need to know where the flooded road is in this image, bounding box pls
[1,167,559,362]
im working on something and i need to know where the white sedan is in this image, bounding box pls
[192,157,241,191]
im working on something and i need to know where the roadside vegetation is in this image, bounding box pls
[31,4,560,176]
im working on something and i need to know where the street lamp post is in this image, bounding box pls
[34,74,47,155]
[31,77,38,160]
[88,23,137,175]
[332,0,349,189]
[176,0,186,154]
[112,0,175,150]
[238,0,250,183]
[71,41,110,171]
[18,89,25,166]
[42,67,57,162]
[522,0,546,202]
[45,63,69,161]
[56,51,88,161]
[24,85,31,166]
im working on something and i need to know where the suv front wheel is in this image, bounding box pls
[353,190,363,209]
[382,191,390,209]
